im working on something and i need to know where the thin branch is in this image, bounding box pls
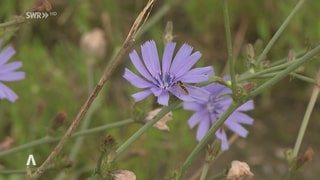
[29,0,156,179]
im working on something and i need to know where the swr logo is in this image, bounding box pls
[26,12,49,19]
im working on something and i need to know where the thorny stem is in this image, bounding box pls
[256,0,306,65]
[29,1,156,179]
[222,0,237,91]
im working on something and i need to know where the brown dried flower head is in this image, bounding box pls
[145,108,173,131]
[226,160,253,180]
[113,170,136,180]
[80,28,106,60]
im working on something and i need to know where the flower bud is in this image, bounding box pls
[163,21,174,43]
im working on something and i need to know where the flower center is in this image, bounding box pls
[206,96,223,116]
[153,72,176,90]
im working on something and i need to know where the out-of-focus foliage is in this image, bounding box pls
[0,0,319,179]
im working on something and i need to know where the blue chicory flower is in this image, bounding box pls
[184,83,254,151]
[123,40,214,106]
[0,39,25,102]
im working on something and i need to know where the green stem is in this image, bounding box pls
[0,119,134,157]
[181,102,239,175]
[292,73,320,156]
[256,0,306,65]
[239,60,294,81]
[0,168,37,175]
[180,44,320,178]
[199,163,210,180]
[248,72,315,84]
[249,44,320,98]
[207,172,225,180]
[110,101,181,161]
[290,72,315,84]
[0,16,26,28]
[284,72,319,180]
[222,0,236,91]
[239,49,308,82]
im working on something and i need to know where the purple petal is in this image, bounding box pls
[188,110,207,128]
[174,52,202,78]
[229,112,254,125]
[209,113,217,124]
[129,50,154,82]
[0,47,15,66]
[237,100,254,111]
[225,120,249,137]
[141,40,161,76]
[204,83,232,95]
[196,115,210,141]
[161,42,176,73]
[183,101,204,111]
[0,72,25,81]
[0,62,23,74]
[150,87,163,96]
[179,66,214,83]
[169,85,194,102]
[215,129,229,151]
[186,85,211,102]
[123,68,153,88]
[170,43,193,72]
[157,91,170,106]
[0,83,18,102]
[218,97,233,109]
[132,90,152,102]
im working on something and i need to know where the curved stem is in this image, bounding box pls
[292,72,320,156]
[0,16,26,28]
[222,0,236,91]
[110,101,181,161]
[256,0,306,65]
[249,44,320,98]
[29,1,156,179]
[0,119,134,157]
[181,102,239,175]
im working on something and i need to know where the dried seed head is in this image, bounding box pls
[113,170,136,180]
[296,147,314,169]
[226,160,253,180]
[145,108,173,131]
[80,28,106,60]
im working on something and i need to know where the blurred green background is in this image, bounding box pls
[0,0,320,179]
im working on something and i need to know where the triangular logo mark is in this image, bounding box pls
[26,154,37,166]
